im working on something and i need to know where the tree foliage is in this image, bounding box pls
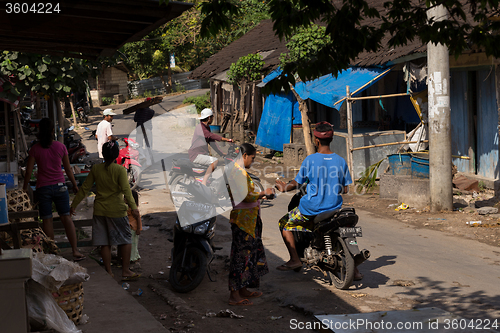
[124,0,270,78]
[279,24,331,72]
[0,51,99,104]
[228,53,265,84]
[199,0,500,93]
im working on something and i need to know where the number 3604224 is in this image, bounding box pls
[5,3,61,14]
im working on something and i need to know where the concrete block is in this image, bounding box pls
[380,174,411,200]
[114,94,125,104]
[283,144,307,168]
[397,178,430,209]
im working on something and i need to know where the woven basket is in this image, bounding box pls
[53,282,84,325]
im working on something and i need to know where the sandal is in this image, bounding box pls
[276,263,302,272]
[245,291,263,298]
[121,273,141,281]
[73,255,86,262]
[228,299,253,306]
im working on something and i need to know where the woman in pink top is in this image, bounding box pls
[23,118,85,261]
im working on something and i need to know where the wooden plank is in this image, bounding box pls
[8,210,39,220]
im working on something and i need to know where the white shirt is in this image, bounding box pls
[96,119,113,158]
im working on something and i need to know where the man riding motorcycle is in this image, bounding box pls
[275,121,362,280]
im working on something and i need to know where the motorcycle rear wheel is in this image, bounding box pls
[128,165,141,190]
[328,238,355,290]
[169,247,207,293]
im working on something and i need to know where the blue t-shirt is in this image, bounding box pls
[295,152,352,216]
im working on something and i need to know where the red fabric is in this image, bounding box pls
[313,121,334,138]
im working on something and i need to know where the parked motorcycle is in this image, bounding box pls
[20,107,41,135]
[116,138,142,190]
[63,126,89,163]
[75,99,89,123]
[288,184,370,289]
[169,180,220,293]
[168,145,264,207]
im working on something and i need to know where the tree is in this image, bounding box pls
[228,53,264,126]
[279,25,332,155]
[125,0,270,79]
[0,51,99,104]
[198,0,500,93]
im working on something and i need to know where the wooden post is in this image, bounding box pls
[35,95,41,119]
[346,86,354,179]
[55,97,64,143]
[290,84,315,156]
[5,103,11,173]
[69,98,78,128]
[15,110,27,156]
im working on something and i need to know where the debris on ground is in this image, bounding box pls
[205,310,244,319]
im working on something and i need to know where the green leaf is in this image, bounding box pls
[42,57,52,64]
[38,64,48,72]
[54,82,62,91]
[63,86,72,93]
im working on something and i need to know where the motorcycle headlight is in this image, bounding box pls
[181,224,192,233]
[194,221,210,235]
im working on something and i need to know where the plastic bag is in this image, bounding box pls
[31,252,89,291]
[26,280,82,333]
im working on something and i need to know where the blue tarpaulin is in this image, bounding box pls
[256,67,391,151]
[294,67,390,109]
[255,91,298,151]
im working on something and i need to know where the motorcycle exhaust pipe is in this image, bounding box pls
[354,249,370,267]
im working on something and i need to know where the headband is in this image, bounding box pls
[313,121,334,139]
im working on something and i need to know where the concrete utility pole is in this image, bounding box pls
[427,5,453,211]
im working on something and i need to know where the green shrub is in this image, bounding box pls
[174,83,186,92]
[101,97,115,106]
[183,92,210,114]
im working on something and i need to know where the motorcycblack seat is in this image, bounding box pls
[173,158,207,169]
[313,209,340,223]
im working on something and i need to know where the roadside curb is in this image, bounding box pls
[148,281,200,314]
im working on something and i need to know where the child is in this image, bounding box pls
[127,190,142,262]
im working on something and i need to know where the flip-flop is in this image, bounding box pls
[121,273,141,281]
[228,299,253,306]
[246,291,263,298]
[73,255,86,262]
[276,263,302,272]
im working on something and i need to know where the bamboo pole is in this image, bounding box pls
[346,86,354,177]
[351,140,430,151]
[335,92,410,106]
[333,68,394,106]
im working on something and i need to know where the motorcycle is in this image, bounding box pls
[168,145,264,207]
[63,126,89,164]
[288,184,370,289]
[169,181,220,293]
[116,138,142,190]
[75,99,89,123]
[20,107,41,135]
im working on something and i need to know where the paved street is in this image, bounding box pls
[80,91,500,329]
